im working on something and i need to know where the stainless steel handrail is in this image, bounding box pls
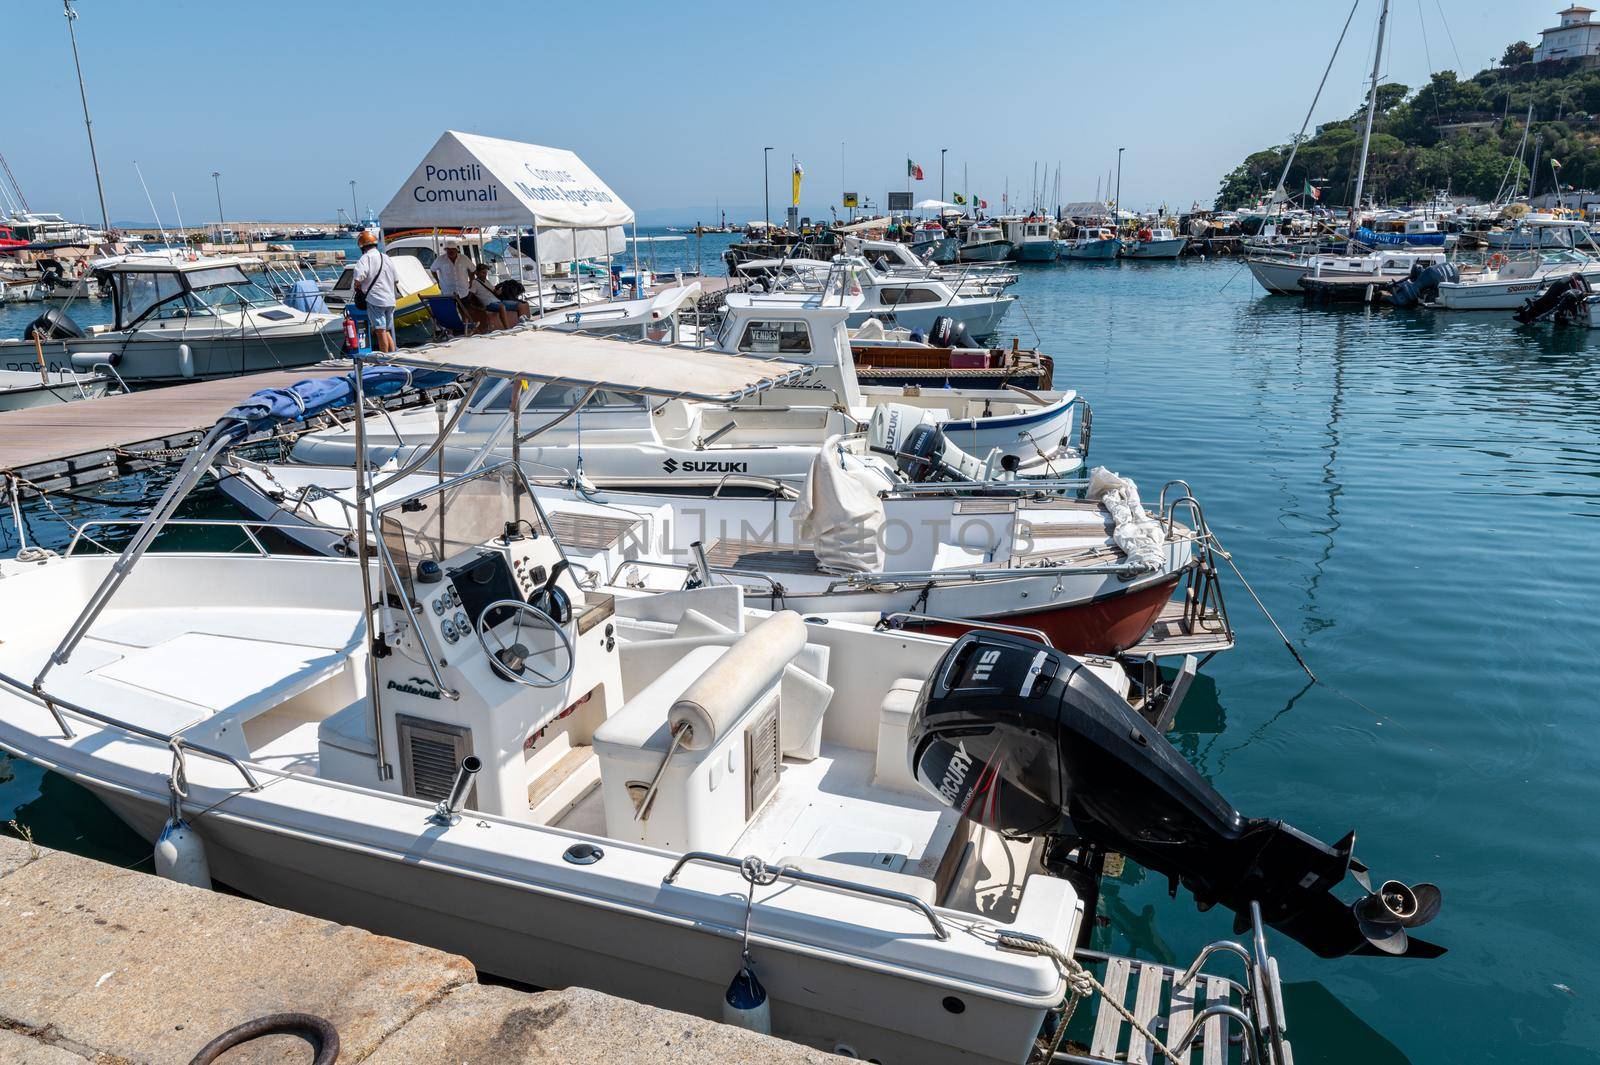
[826,561,1141,593]
[1170,1004,1264,1064]
[65,517,283,558]
[876,612,1054,647]
[0,667,260,790]
[1163,494,1211,541]
[662,851,950,940]
[880,476,1093,497]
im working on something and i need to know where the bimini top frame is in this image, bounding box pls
[381,324,809,404]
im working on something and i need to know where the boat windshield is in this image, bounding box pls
[377,464,551,598]
[186,266,279,312]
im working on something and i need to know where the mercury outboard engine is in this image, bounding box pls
[23,307,86,341]
[908,632,1445,959]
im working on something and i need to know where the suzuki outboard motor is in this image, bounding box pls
[866,403,1004,483]
[23,307,85,341]
[908,632,1445,959]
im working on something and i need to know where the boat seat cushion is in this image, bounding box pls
[670,612,806,751]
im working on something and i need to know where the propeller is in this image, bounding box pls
[1352,879,1443,956]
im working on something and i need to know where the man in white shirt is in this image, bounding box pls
[350,230,399,353]
[431,244,472,300]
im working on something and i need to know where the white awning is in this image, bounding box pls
[914,199,962,210]
[382,328,808,402]
[833,216,892,233]
[379,131,633,261]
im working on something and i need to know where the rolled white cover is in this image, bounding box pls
[670,611,806,750]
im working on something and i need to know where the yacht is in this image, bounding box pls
[1244,248,1447,295]
[0,254,342,383]
[0,354,1441,1064]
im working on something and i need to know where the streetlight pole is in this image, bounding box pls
[940,148,948,203]
[212,171,224,246]
[62,0,110,237]
[1114,147,1125,234]
[763,147,774,232]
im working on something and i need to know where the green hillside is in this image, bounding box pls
[1215,42,1600,208]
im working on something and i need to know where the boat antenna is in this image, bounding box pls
[132,161,169,247]
[62,0,111,237]
[171,192,186,242]
[1349,0,1391,252]
[1266,0,1359,230]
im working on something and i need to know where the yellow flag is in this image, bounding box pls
[791,160,804,207]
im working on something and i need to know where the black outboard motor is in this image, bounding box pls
[908,632,1446,959]
[23,307,86,341]
[928,315,956,347]
[1515,272,1592,324]
[1389,262,1460,309]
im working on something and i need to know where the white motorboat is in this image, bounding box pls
[293,289,1079,491]
[777,256,1017,341]
[0,255,343,383]
[1061,228,1119,261]
[1244,248,1447,295]
[0,367,115,411]
[1480,216,1594,251]
[952,223,1014,263]
[1430,251,1600,311]
[1121,226,1189,260]
[843,237,1018,295]
[0,360,1441,1065]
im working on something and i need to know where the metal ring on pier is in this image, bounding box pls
[188,1012,339,1065]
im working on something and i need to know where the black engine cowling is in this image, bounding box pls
[23,307,85,340]
[908,632,1445,959]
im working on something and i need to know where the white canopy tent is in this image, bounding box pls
[913,199,963,211]
[379,131,633,263]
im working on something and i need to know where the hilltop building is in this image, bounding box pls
[1533,5,1600,63]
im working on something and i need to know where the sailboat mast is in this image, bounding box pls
[62,0,110,236]
[1349,0,1390,248]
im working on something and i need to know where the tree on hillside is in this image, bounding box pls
[1502,41,1533,67]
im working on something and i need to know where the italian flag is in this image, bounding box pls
[1303,180,1321,201]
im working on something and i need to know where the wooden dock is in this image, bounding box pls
[0,366,448,495]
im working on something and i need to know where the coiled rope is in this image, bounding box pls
[995,931,1182,1065]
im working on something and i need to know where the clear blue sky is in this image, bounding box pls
[1,0,1566,225]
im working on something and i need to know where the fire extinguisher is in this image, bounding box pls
[343,310,361,353]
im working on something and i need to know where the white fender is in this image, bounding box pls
[178,343,194,379]
[153,817,211,888]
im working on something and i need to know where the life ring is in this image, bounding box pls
[1487,253,1506,270]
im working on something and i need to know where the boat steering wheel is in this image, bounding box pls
[475,599,574,689]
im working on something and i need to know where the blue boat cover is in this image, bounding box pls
[284,278,329,315]
[218,365,460,439]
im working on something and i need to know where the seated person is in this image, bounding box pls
[465,264,524,331]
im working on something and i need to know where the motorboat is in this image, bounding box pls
[1353,216,1455,249]
[1121,226,1189,260]
[0,254,343,383]
[999,218,1059,263]
[1430,250,1600,311]
[339,283,1080,487]
[755,256,1017,341]
[951,223,1014,263]
[1480,215,1594,251]
[1243,248,1448,295]
[1061,228,1119,261]
[842,237,1018,295]
[0,366,116,411]
[0,354,1444,1063]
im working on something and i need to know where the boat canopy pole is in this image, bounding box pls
[367,370,485,495]
[1266,0,1360,227]
[352,358,393,781]
[36,425,238,690]
[1349,0,1391,252]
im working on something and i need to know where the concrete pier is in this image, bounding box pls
[0,833,839,1063]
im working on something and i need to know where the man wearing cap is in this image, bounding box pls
[351,230,398,353]
[430,243,472,301]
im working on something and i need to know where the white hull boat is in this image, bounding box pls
[0,355,1443,1062]
[1244,250,1447,295]
[0,367,115,411]
[1431,256,1600,310]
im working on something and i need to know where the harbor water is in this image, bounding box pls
[2,235,1597,1063]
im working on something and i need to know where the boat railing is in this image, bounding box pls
[0,666,261,792]
[663,851,950,940]
[63,517,302,558]
[874,612,1054,646]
